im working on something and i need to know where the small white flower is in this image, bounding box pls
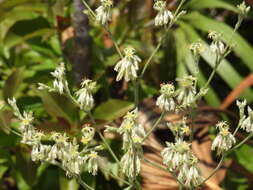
[114,47,141,82]
[189,42,205,56]
[208,31,226,55]
[121,148,141,178]
[95,0,113,25]
[81,125,95,144]
[50,63,67,94]
[51,62,65,79]
[87,151,98,175]
[75,79,96,110]
[153,0,173,26]
[156,83,176,112]
[161,139,191,170]
[178,158,203,188]
[210,41,225,55]
[241,107,253,133]
[212,122,236,155]
[237,2,251,16]
[176,75,197,107]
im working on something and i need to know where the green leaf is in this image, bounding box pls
[59,175,79,190]
[0,3,48,41]
[179,21,253,101]
[4,28,55,50]
[186,0,238,12]
[3,68,24,100]
[183,12,253,71]
[93,99,134,121]
[39,91,79,125]
[235,144,253,173]
[0,166,8,179]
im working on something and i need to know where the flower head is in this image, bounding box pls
[156,83,176,112]
[212,122,236,155]
[161,139,191,170]
[95,0,113,25]
[114,47,141,82]
[153,0,173,26]
[190,42,205,57]
[237,2,250,17]
[176,75,197,108]
[75,79,96,110]
[240,107,253,133]
[208,31,225,55]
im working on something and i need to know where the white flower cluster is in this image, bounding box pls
[167,117,191,139]
[38,63,67,94]
[208,31,226,56]
[156,83,176,112]
[156,76,197,112]
[161,139,202,187]
[95,0,113,25]
[153,0,173,26]
[106,109,145,178]
[38,63,97,111]
[211,121,236,155]
[237,2,251,17]
[75,79,96,110]
[114,47,141,82]
[237,100,253,133]
[8,99,101,178]
[176,75,197,108]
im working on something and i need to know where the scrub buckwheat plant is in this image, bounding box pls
[6,0,253,190]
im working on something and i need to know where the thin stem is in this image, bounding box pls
[201,133,253,186]
[203,55,220,90]
[140,0,186,78]
[230,133,253,152]
[87,111,120,164]
[77,176,95,190]
[134,80,139,107]
[81,0,96,18]
[189,108,196,143]
[104,26,124,59]
[232,122,241,137]
[142,111,165,143]
[102,169,131,185]
[54,162,95,190]
[200,154,225,185]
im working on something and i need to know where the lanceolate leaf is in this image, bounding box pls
[93,99,134,121]
[39,91,79,125]
[186,0,238,12]
[3,68,24,100]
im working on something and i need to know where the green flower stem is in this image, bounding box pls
[102,168,131,185]
[134,80,139,106]
[64,83,121,164]
[87,111,120,164]
[81,0,123,59]
[230,133,253,152]
[54,162,95,190]
[142,111,165,143]
[201,133,253,186]
[140,0,186,78]
[103,25,124,59]
[232,122,241,137]
[200,154,225,186]
[81,0,96,18]
[77,176,95,190]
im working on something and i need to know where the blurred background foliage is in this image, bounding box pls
[1,0,253,189]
